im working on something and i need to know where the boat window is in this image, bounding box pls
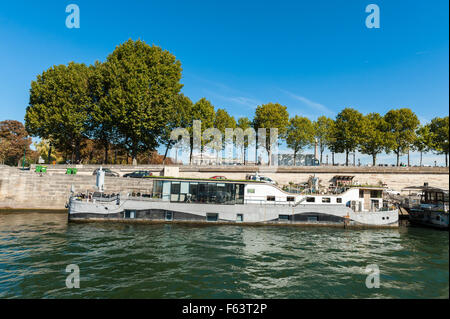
[287,196,295,202]
[307,216,318,222]
[236,214,243,222]
[206,213,218,222]
[336,198,342,203]
[171,182,180,202]
[370,190,382,198]
[306,197,315,203]
[322,197,331,203]
[236,184,245,205]
[124,210,136,219]
[267,196,275,201]
[359,190,364,198]
[247,188,255,193]
[165,211,173,221]
[162,181,171,201]
[278,214,290,221]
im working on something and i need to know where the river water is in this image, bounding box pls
[0,211,448,299]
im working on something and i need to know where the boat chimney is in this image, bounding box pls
[96,166,105,192]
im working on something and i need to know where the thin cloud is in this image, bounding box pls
[280,89,335,116]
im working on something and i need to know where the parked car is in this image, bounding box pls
[123,170,153,178]
[92,168,119,177]
[385,189,400,196]
[210,175,227,180]
[246,174,277,185]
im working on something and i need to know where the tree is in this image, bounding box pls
[34,139,64,164]
[327,120,339,165]
[253,103,289,165]
[429,116,449,167]
[313,116,334,164]
[0,120,33,166]
[214,108,236,162]
[358,113,392,166]
[25,62,93,163]
[189,98,216,164]
[384,108,420,166]
[331,108,364,166]
[286,116,315,164]
[85,61,120,164]
[100,39,183,163]
[237,117,253,165]
[413,125,433,166]
[159,93,193,163]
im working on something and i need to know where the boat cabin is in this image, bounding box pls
[150,177,386,211]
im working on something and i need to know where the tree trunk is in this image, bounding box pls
[189,145,193,165]
[345,150,349,166]
[372,154,376,166]
[163,141,171,164]
[47,143,53,164]
[420,151,423,167]
[104,142,109,164]
[396,151,400,166]
[446,153,448,167]
[320,150,323,165]
[407,149,410,167]
[332,152,335,165]
[293,151,297,166]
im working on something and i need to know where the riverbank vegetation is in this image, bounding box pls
[0,40,448,167]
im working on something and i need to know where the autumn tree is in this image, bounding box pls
[0,120,33,166]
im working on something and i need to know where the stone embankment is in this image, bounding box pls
[0,165,448,210]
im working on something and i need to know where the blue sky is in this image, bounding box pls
[0,1,448,165]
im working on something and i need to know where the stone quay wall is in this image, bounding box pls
[0,165,448,210]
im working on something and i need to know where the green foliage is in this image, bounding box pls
[253,103,289,164]
[331,108,364,165]
[429,116,449,166]
[384,108,419,165]
[100,39,183,161]
[358,113,392,165]
[286,116,315,160]
[25,62,93,162]
[313,116,334,163]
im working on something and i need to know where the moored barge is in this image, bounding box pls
[67,170,398,228]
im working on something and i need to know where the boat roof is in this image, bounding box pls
[402,185,449,192]
[149,176,265,184]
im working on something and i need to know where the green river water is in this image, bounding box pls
[0,211,448,298]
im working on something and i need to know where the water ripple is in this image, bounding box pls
[0,212,448,298]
